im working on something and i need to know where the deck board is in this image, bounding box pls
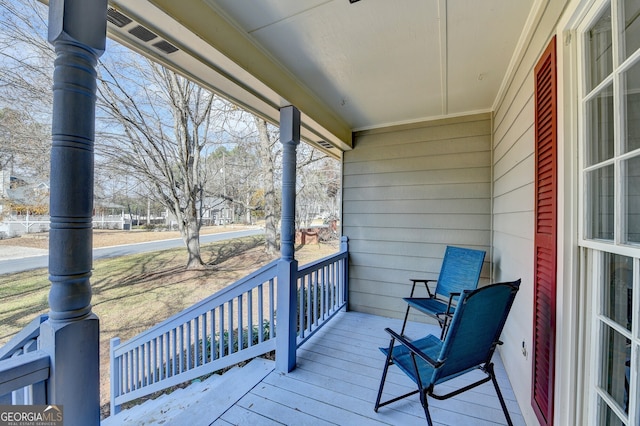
[225,310,525,426]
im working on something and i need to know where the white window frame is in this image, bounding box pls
[576,1,640,424]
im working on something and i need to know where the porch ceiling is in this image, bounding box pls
[106,0,535,156]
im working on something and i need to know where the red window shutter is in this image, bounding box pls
[532,36,557,426]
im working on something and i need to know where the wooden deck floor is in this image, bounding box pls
[213,310,526,426]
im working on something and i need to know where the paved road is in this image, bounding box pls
[0,228,263,275]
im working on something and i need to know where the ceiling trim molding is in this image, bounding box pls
[351,108,494,133]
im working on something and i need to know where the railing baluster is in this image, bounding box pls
[323,265,328,318]
[329,264,332,312]
[193,316,202,368]
[189,321,194,371]
[269,279,275,339]
[145,342,150,386]
[340,259,345,304]
[335,260,340,306]
[140,345,145,388]
[228,300,234,354]
[178,325,184,374]
[248,290,253,347]
[238,295,244,351]
[187,321,192,371]
[298,276,304,338]
[122,352,128,393]
[258,284,264,343]
[210,309,216,361]
[313,270,319,327]
[219,304,225,357]
[158,335,164,381]
[300,274,313,337]
[151,339,156,384]
[167,328,178,376]
[201,313,207,365]
[135,347,140,389]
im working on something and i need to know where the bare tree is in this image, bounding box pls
[255,117,279,255]
[203,132,265,227]
[0,108,50,180]
[0,0,341,267]
[96,55,238,269]
[0,0,52,183]
[296,152,340,229]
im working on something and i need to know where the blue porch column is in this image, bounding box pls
[39,1,107,425]
[276,106,300,373]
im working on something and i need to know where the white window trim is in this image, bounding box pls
[564,0,640,424]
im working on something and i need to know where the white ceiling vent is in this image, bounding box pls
[106,7,179,56]
[106,8,132,28]
[128,25,158,42]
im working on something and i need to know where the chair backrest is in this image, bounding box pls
[431,279,521,385]
[436,246,486,297]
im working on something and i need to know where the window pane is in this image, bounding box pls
[587,165,615,240]
[603,252,633,331]
[588,6,613,92]
[599,324,631,414]
[597,394,625,425]
[626,155,640,243]
[625,60,640,153]
[587,84,615,165]
[622,0,640,60]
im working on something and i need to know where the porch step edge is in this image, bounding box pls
[169,357,275,425]
[101,358,274,426]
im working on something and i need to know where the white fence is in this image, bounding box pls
[0,215,128,238]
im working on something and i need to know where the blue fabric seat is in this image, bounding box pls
[375,280,521,426]
[402,246,486,338]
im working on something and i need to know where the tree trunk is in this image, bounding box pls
[179,215,204,268]
[255,118,278,255]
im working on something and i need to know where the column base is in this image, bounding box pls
[40,313,100,426]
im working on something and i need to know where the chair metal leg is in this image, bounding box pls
[374,340,395,412]
[410,353,433,426]
[400,304,411,335]
[419,389,434,426]
[439,313,452,340]
[487,363,514,426]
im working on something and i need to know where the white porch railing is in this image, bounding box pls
[109,237,348,415]
[296,247,348,346]
[0,240,348,417]
[109,261,279,415]
[0,314,50,405]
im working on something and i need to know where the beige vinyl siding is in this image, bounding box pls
[491,1,569,425]
[343,113,492,320]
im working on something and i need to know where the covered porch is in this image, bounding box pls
[104,310,524,426]
[1,0,586,424]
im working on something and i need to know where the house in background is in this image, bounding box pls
[0,170,49,216]
[4,0,638,425]
[0,169,50,235]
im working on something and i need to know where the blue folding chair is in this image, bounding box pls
[375,279,521,426]
[402,246,486,339]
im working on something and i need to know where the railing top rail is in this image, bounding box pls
[297,248,347,275]
[113,259,279,354]
[0,314,48,361]
[0,350,50,396]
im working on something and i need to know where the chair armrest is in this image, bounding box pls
[384,327,444,368]
[409,279,437,298]
[445,292,461,315]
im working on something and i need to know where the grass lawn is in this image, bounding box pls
[0,234,339,414]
